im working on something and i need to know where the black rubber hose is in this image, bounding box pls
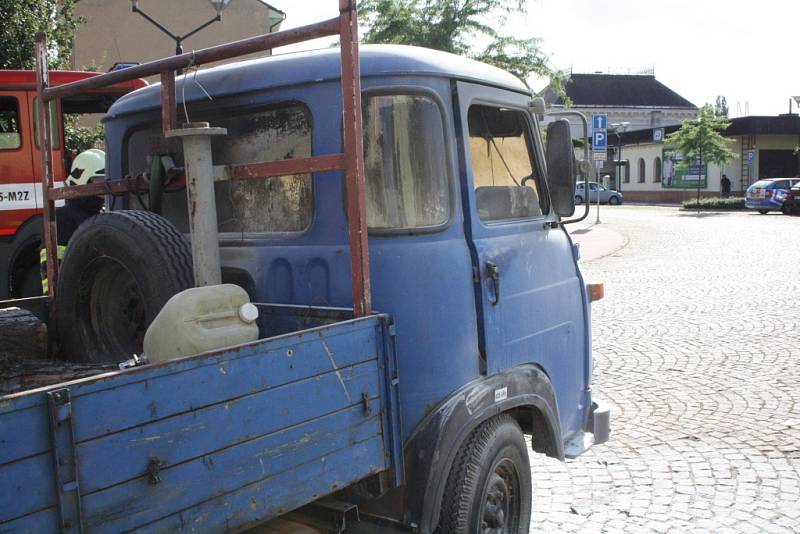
[148,154,164,214]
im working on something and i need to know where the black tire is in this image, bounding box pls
[608,195,621,205]
[57,210,193,363]
[781,203,789,215]
[437,415,532,534]
[13,262,42,298]
[575,195,584,204]
[758,209,768,214]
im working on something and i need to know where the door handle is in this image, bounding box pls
[486,261,500,306]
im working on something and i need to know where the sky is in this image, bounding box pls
[268,0,797,117]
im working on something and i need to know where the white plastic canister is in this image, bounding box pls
[143,284,259,364]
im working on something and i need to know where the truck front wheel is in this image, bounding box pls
[437,414,532,534]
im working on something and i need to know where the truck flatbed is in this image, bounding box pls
[0,306,402,533]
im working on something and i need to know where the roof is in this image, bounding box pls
[0,70,147,93]
[108,45,529,118]
[541,73,696,109]
[258,1,285,15]
[724,115,800,136]
[618,114,800,145]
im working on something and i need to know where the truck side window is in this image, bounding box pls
[210,105,312,234]
[126,104,312,236]
[0,97,21,150]
[363,94,449,229]
[468,105,544,222]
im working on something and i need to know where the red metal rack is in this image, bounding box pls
[34,0,371,329]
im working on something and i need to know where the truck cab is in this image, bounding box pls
[92,45,608,531]
[0,71,145,298]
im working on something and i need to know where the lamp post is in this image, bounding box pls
[610,121,630,193]
[130,0,232,56]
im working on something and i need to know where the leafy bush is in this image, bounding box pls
[681,197,746,210]
[63,115,104,156]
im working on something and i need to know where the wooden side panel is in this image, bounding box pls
[0,316,393,532]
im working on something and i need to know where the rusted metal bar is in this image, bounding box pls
[34,33,58,323]
[48,154,347,201]
[47,176,153,201]
[160,71,177,134]
[339,0,371,317]
[41,18,340,102]
[228,154,345,180]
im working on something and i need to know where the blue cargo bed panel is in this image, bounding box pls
[0,311,402,533]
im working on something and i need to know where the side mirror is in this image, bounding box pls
[545,119,576,217]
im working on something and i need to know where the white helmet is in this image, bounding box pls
[68,148,105,186]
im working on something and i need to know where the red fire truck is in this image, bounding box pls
[0,70,145,298]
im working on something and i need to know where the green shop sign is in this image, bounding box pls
[661,147,707,189]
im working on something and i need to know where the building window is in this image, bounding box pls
[623,162,630,183]
[0,97,22,150]
[654,157,662,182]
[638,158,646,183]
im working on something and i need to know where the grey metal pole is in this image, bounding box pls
[166,122,227,286]
[595,165,601,224]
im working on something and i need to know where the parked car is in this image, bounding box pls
[784,181,800,215]
[575,181,623,205]
[745,178,800,214]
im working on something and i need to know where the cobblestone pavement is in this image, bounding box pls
[530,206,800,533]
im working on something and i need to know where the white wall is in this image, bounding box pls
[547,105,698,141]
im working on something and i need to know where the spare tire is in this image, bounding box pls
[57,210,194,363]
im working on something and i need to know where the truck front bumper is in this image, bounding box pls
[563,399,611,458]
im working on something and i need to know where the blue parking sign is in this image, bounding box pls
[592,130,607,151]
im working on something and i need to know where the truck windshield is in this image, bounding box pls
[468,105,544,222]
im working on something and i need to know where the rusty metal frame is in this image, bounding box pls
[33,0,372,328]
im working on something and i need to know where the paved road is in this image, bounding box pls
[531,206,800,533]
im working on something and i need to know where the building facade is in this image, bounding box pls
[72,0,285,73]
[611,115,800,203]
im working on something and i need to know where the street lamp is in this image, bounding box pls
[610,121,630,192]
[130,0,232,56]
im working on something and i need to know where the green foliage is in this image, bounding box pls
[0,0,82,69]
[63,115,104,156]
[665,105,736,169]
[359,0,564,92]
[714,95,729,118]
[681,196,745,210]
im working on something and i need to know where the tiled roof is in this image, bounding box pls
[541,73,697,109]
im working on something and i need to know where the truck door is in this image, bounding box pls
[0,92,35,235]
[456,81,588,436]
[27,94,64,207]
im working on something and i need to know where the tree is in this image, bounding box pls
[0,0,82,69]
[665,104,736,208]
[714,95,729,118]
[359,0,566,92]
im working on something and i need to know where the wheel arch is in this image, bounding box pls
[401,364,563,533]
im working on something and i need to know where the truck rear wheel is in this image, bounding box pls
[57,210,193,363]
[437,414,532,534]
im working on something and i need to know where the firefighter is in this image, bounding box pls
[40,148,106,293]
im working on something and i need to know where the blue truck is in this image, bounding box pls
[0,9,608,533]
